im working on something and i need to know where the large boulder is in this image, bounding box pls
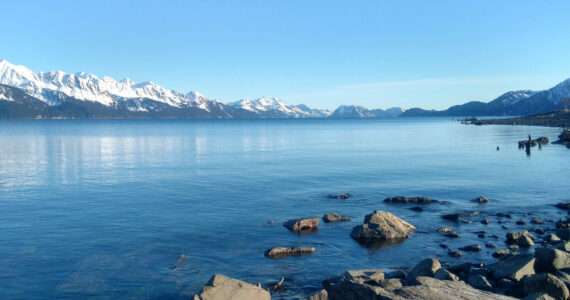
[535,247,570,273]
[396,276,517,300]
[350,210,416,244]
[523,273,569,300]
[383,196,440,204]
[283,217,319,233]
[193,274,270,300]
[322,213,352,223]
[488,254,536,281]
[506,231,535,248]
[408,258,441,279]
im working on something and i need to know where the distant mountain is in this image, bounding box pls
[401,80,570,117]
[329,105,404,118]
[228,97,331,118]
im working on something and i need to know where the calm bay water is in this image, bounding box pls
[0,118,568,299]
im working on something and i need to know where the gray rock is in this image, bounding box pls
[444,231,462,238]
[437,227,454,233]
[488,254,536,281]
[493,249,511,259]
[408,258,442,279]
[350,210,415,243]
[460,244,482,252]
[553,241,570,252]
[308,289,328,300]
[535,247,570,273]
[506,231,535,248]
[396,276,517,300]
[193,274,271,300]
[546,234,562,244]
[322,213,351,223]
[264,247,316,258]
[468,274,494,291]
[284,217,320,233]
[343,269,385,281]
[434,269,460,281]
[531,218,544,224]
[556,228,570,241]
[374,278,403,290]
[523,273,569,300]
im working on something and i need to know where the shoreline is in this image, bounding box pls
[464,111,570,128]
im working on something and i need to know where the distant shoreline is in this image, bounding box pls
[465,111,570,128]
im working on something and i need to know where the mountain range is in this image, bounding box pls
[0,59,569,119]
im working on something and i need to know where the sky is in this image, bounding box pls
[1,0,570,110]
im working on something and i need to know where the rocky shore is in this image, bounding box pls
[192,196,570,300]
[464,111,570,128]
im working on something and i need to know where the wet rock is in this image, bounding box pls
[308,289,328,300]
[442,211,480,221]
[534,247,570,273]
[536,229,546,235]
[468,274,494,291]
[437,227,454,233]
[482,218,491,225]
[460,244,482,252]
[267,220,276,224]
[486,243,499,248]
[444,231,462,238]
[322,213,351,223]
[328,193,351,199]
[448,251,462,258]
[506,231,535,248]
[408,258,441,279]
[493,249,511,258]
[383,196,440,204]
[284,217,320,233]
[350,210,415,244]
[523,273,569,300]
[531,218,544,224]
[510,244,521,250]
[488,254,536,281]
[546,234,563,244]
[409,206,424,212]
[556,218,570,229]
[193,274,271,300]
[473,196,489,203]
[439,243,449,249]
[396,276,517,300]
[478,232,487,238]
[517,220,528,225]
[264,247,316,258]
[556,202,570,210]
[434,269,460,281]
[555,228,570,241]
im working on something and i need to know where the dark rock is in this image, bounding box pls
[460,244,482,252]
[193,274,271,300]
[439,243,449,249]
[408,258,441,279]
[486,243,499,249]
[437,227,454,233]
[322,213,351,223]
[283,217,320,233]
[328,193,351,199]
[473,196,489,203]
[553,241,570,252]
[536,229,546,235]
[482,218,491,225]
[556,218,570,229]
[546,234,562,244]
[383,196,440,204]
[468,274,494,291]
[556,202,570,210]
[444,231,462,238]
[448,251,462,258]
[409,206,424,212]
[264,247,316,258]
[350,210,415,244]
[556,228,570,241]
[478,232,487,238]
[448,263,472,275]
[442,211,480,221]
[534,247,570,273]
[522,293,556,300]
[488,254,536,281]
[517,220,528,225]
[385,270,406,279]
[523,273,569,300]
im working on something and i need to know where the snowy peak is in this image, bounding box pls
[490,90,536,106]
[330,105,404,118]
[228,97,330,118]
[542,78,570,104]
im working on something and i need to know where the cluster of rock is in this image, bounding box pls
[518,136,549,148]
[553,129,570,148]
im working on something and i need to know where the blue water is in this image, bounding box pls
[0,119,568,299]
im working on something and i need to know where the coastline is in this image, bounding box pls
[464,111,570,128]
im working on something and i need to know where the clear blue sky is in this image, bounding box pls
[1,0,569,109]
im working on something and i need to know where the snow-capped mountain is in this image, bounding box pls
[228,97,331,118]
[329,105,404,118]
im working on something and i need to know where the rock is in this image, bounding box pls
[308,289,328,300]
[383,196,440,204]
[267,220,276,224]
[553,270,570,290]
[493,249,511,258]
[460,244,482,252]
[473,196,489,203]
[439,243,449,249]
[442,211,480,221]
[486,243,499,248]
[448,251,462,258]
[408,258,442,279]
[482,218,491,225]
[478,232,487,238]
[468,274,494,291]
[447,263,472,275]
[193,274,271,300]
[409,206,424,212]
[531,218,544,224]
[523,293,556,300]
[546,234,562,244]
[444,231,462,238]
[517,220,528,225]
[322,213,351,223]
[284,217,319,233]
[507,231,535,248]
[350,210,415,244]
[374,278,403,290]
[322,270,396,300]
[557,202,570,210]
[556,228,570,241]
[535,247,570,273]
[523,273,569,300]
[264,247,316,258]
[396,276,517,300]
[328,193,351,199]
[510,244,521,250]
[437,227,454,233]
[488,254,536,281]
[536,229,546,235]
[553,241,570,252]
[434,269,460,281]
[556,219,570,229]
[385,270,406,279]
[343,269,385,281]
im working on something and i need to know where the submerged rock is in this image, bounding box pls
[322,213,351,223]
[283,217,319,233]
[350,210,415,244]
[328,193,352,199]
[473,196,489,203]
[383,196,440,204]
[264,247,315,259]
[442,211,480,221]
[193,274,270,300]
[460,244,482,252]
